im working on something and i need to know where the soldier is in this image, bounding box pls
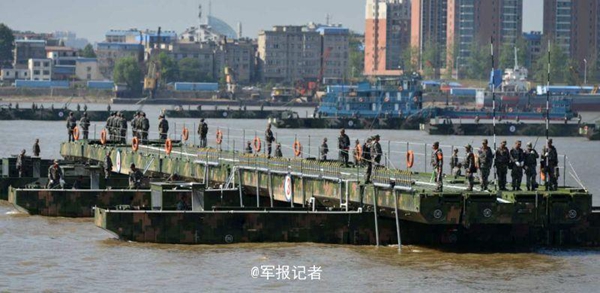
[106,112,115,141]
[66,112,77,142]
[119,112,128,143]
[450,148,461,179]
[32,139,41,157]
[265,123,275,157]
[361,137,372,168]
[542,139,559,191]
[338,128,350,167]
[352,139,361,166]
[275,143,283,158]
[47,160,63,189]
[16,149,26,178]
[131,112,139,138]
[524,142,539,191]
[158,115,169,140]
[104,152,113,180]
[431,142,443,192]
[128,163,144,189]
[478,139,494,190]
[111,112,120,141]
[370,135,382,165]
[245,141,253,154]
[79,112,90,140]
[494,140,510,191]
[198,118,209,148]
[510,140,525,191]
[320,138,329,161]
[463,144,477,191]
[141,112,150,143]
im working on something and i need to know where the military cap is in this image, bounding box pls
[527,142,533,148]
[201,118,205,122]
[501,140,507,144]
[53,159,59,164]
[482,139,488,144]
[454,148,459,152]
[515,140,522,144]
[159,114,164,118]
[465,144,472,149]
[548,139,553,144]
[433,141,439,146]
[130,163,136,168]
[83,112,88,116]
[374,134,380,139]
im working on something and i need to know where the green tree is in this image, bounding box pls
[0,23,15,67]
[533,43,569,84]
[498,38,527,71]
[80,44,96,58]
[466,42,489,80]
[401,46,419,74]
[422,40,441,79]
[153,52,178,84]
[113,57,143,94]
[178,58,212,82]
[347,34,365,80]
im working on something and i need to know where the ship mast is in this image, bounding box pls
[491,37,497,190]
[546,40,551,140]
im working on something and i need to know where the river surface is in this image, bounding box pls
[1,103,600,292]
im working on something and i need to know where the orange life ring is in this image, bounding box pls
[253,137,262,152]
[293,140,302,157]
[216,130,223,145]
[100,129,107,145]
[406,150,415,168]
[508,107,514,113]
[182,127,189,142]
[165,138,173,155]
[354,144,363,161]
[73,126,80,141]
[536,108,542,113]
[132,137,139,152]
[540,163,546,181]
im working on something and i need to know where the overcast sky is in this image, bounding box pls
[0,0,544,42]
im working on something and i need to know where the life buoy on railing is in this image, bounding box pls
[406,150,415,169]
[182,127,189,142]
[216,130,223,145]
[132,137,140,152]
[253,137,262,152]
[100,129,107,145]
[354,144,363,161]
[293,140,302,157]
[508,107,514,113]
[165,138,173,155]
[73,126,80,141]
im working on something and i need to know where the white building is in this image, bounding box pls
[28,58,53,80]
[0,68,29,81]
[75,58,103,81]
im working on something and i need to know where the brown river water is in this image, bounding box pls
[1,103,600,292]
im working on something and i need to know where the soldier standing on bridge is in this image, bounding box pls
[361,137,372,168]
[463,145,477,191]
[106,112,115,141]
[16,149,26,178]
[131,112,139,139]
[524,142,539,191]
[79,112,90,140]
[431,142,444,192]
[128,163,144,189]
[371,135,382,166]
[245,141,253,154]
[478,139,494,191]
[542,139,559,191]
[450,148,461,179]
[495,140,510,191]
[352,139,361,166]
[119,112,128,143]
[275,143,283,158]
[104,152,113,180]
[47,160,63,189]
[320,138,329,161]
[338,129,350,167]
[158,115,169,140]
[510,140,525,191]
[198,118,208,148]
[32,139,41,157]
[140,112,149,143]
[265,123,275,158]
[66,112,77,142]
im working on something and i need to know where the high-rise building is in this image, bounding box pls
[543,0,599,70]
[411,0,448,72]
[364,0,411,76]
[447,0,523,73]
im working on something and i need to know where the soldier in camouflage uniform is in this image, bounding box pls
[16,149,26,178]
[47,160,63,189]
[478,139,494,190]
[104,152,113,180]
[198,118,209,148]
[361,137,372,168]
[338,129,350,167]
[463,144,477,191]
[32,139,41,157]
[119,112,128,143]
[431,142,443,192]
[509,140,525,191]
[106,112,115,141]
[371,135,382,165]
[524,142,539,191]
[66,112,77,142]
[450,148,461,179]
[141,112,150,143]
[265,124,275,158]
[128,163,144,189]
[275,143,283,158]
[542,139,559,191]
[131,112,139,139]
[494,140,510,191]
[320,138,329,161]
[79,112,90,140]
[158,115,169,140]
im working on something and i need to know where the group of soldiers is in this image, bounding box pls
[105,111,151,143]
[448,138,559,192]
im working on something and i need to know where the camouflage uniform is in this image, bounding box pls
[32,140,41,157]
[47,163,63,189]
[104,154,113,180]
[509,141,524,191]
[198,120,208,148]
[265,125,275,157]
[131,113,139,138]
[320,139,329,161]
[495,142,510,191]
[79,113,90,140]
[119,113,128,143]
[431,142,443,192]
[338,130,350,166]
[478,140,494,190]
[66,113,77,142]
[106,113,115,141]
[361,139,372,168]
[463,146,477,191]
[524,143,539,191]
[141,113,150,143]
[158,116,169,140]
[275,144,283,158]
[542,140,559,191]
[16,150,26,178]
[128,166,144,189]
[450,149,460,179]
